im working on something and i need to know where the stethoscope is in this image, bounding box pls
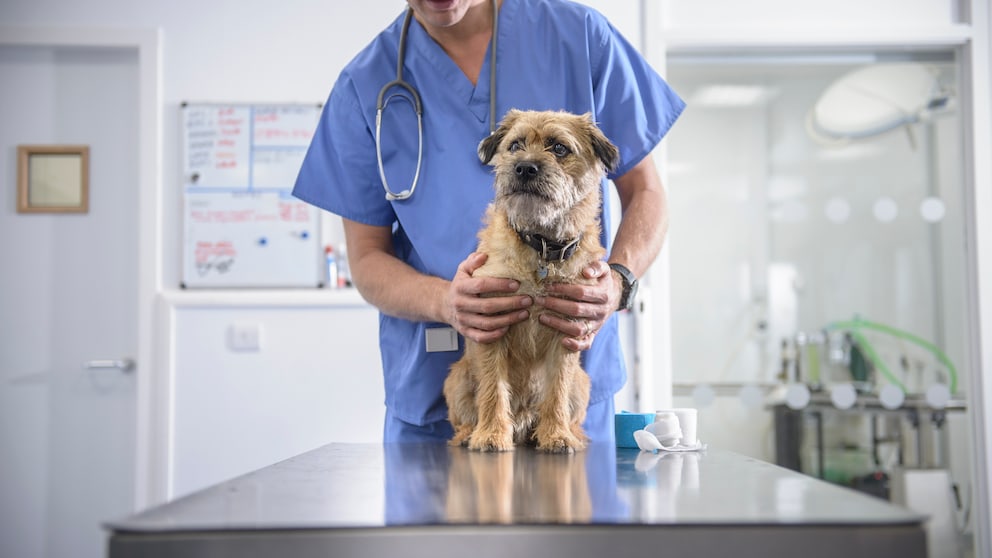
[375,0,499,201]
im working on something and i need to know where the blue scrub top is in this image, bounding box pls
[293,0,684,427]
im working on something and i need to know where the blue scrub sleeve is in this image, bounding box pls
[590,19,685,179]
[293,78,396,227]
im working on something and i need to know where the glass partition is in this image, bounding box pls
[667,50,966,389]
[665,49,973,554]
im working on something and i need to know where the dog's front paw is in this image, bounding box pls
[468,430,514,452]
[449,425,473,447]
[536,433,586,454]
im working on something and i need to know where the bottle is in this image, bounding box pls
[324,245,338,289]
[337,244,351,288]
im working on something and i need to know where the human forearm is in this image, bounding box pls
[609,155,669,278]
[342,219,450,323]
[351,249,452,323]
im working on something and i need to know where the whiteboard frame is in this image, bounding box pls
[179,102,324,289]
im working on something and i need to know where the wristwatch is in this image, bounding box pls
[609,263,638,311]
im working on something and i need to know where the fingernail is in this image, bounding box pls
[509,280,520,290]
[518,310,530,320]
[521,296,533,307]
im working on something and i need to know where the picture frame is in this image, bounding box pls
[17,145,90,214]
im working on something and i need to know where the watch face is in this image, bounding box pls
[625,280,639,310]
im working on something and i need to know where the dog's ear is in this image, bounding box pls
[478,109,521,164]
[477,130,503,165]
[581,114,620,173]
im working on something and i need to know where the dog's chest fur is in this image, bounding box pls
[475,204,604,358]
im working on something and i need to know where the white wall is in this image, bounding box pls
[168,298,383,497]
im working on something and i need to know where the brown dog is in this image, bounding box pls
[444,110,619,453]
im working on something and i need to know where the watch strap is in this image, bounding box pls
[608,262,637,311]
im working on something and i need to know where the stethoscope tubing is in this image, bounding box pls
[376,8,423,201]
[376,80,423,201]
[375,0,498,201]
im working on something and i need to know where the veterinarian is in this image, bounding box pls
[293,0,684,443]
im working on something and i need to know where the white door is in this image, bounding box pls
[0,44,140,558]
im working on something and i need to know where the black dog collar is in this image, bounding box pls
[517,231,582,262]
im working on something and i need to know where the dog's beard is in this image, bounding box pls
[500,192,569,234]
[495,172,590,238]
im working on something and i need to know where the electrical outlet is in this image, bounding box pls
[228,322,262,352]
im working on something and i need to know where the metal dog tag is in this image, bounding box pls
[425,327,459,352]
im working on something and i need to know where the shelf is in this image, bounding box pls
[160,287,369,309]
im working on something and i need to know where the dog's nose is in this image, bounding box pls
[514,161,541,180]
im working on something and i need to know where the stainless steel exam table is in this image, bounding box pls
[106,443,926,558]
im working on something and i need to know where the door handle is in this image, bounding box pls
[83,358,135,373]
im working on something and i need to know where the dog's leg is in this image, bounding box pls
[444,358,477,447]
[568,366,591,446]
[468,345,515,452]
[534,351,588,453]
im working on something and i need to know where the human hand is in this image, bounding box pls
[446,252,533,344]
[535,260,620,352]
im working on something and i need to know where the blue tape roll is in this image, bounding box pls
[614,411,656,448]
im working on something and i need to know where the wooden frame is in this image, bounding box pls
[17,144,89,213]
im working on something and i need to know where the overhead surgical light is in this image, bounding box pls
[806,63,953,146]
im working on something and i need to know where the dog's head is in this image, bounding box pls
[478,110,619,238]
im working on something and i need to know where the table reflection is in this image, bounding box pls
[616,449,703,521]
[384,443,626,524]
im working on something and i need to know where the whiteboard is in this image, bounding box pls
[181,103,323,288]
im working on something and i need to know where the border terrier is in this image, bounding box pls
[444,110,619,453]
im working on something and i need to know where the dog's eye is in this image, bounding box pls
[551,143,571,158]
[509,140,522,153]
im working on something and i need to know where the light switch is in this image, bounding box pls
[228,322,262,352]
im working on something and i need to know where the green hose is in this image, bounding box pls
[826,317,958,394]
[848,329,907,393]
